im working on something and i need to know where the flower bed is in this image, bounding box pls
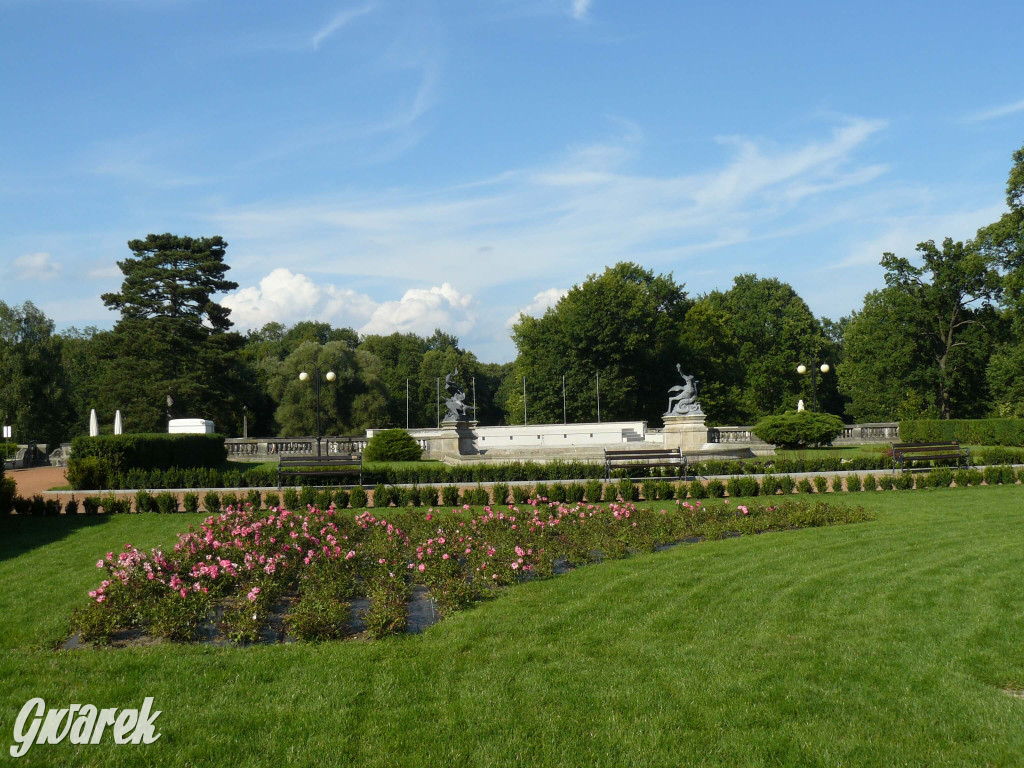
[73,498,872,646]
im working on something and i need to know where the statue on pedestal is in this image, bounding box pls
[665,363,704,416]
[443,369,471,422]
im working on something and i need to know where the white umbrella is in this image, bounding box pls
[114,410,123,435]
[89,409,99,437]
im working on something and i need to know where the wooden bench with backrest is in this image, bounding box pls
[891,441,970,472]
[277,454,363,488]
[604,448,687,480]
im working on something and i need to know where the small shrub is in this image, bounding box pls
[419,486,438,506]
[373,485,396,508]
[778,475,795,495]
[314,489,332,510]
[440,486,460,506]
[136,489,156,514]
[265,491,281,508]
[330,489,347,509]
[221,491,239,510]
[761,475,780,495]
[689,479,708,499]
[796,478,813,494]
[298,486,316,508]
[549,482,567,503]
[565,483,586,503]
[877,474,894,491]
[246,489,262,509]
[155,492,179,514]
[706,479,725,498]
[861,474,876,491]
[928,467,953,488]
[44,498,62,516]
[830,476,845,493]
[752,411,845,449]
[617,478,637,502]
[738,477,759,497]
[511,485,531,504]
[846,474,862,492]
[13,496,32,515]
[726,477,743,498]
[491,483,510,506]
[892,473,913,490]
[813,477,829,494]
[104,496,130,515]
[203,491,222,514]
[83,496,100,515]
[363,429,423,462]
[183,492,200,514]
[656,480,675,501]
[64,497,79,515]
[584,479,603,503]
[534,482,550,501]
[282,488,299,509]
[349,486,368,509]
[641,479,658,501]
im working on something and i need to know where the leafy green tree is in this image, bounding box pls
[267,341,387,435]
[978,144,1024,416]
[838,289,940,422]
[0,301,73,445]
[879,238,1001,419]
[700,275,830,422]
[509,262,690,425]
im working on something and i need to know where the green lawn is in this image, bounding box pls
[2,487,1023,766]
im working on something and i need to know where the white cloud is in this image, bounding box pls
[964,98,1024,124]
[9,252,62,281]
[221,269,476,338]
[570,0,592,20]
[362,283,476,336]
[505,287,568,328]
[221,268,378,330]
[311,4,375,50]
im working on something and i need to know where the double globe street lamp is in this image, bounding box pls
[299,365,335,458]
[797,362,830,412]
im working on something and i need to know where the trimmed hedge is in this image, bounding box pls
[899,419,1024,446]
[68,433,227,489]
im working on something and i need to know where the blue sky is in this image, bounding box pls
[2,0,1023,361]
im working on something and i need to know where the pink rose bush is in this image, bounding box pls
[76,497,869,645]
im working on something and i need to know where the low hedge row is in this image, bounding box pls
[73,449,1024,491]
[40,465,1022,516]
[899,418,1024,446]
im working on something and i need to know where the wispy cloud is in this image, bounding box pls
[964,98,1024,124]
[9,252,62,281]
[311,4,374,50]
[210,116,890,301]
[570,0,592,20]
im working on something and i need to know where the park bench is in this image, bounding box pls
[604,447,687,480]
[277,454,363,488]
[891,441,970,472]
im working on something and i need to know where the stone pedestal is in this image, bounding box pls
[662,413,709,453]
[440,420,478,458]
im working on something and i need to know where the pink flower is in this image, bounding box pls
[246,587,261,602]
[96,560,104,569]
[418,563,426,572]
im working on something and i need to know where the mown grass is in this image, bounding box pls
[1,486,1023,766]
